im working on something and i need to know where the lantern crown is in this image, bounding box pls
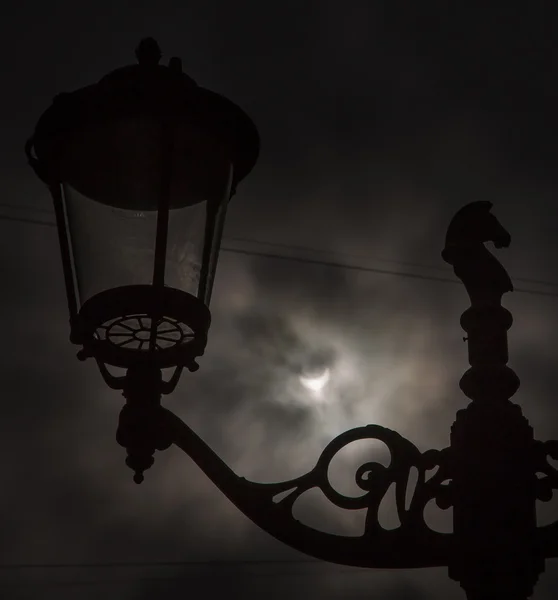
[29,39,259,202]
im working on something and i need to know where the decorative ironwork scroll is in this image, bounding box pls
[162,408,452,568]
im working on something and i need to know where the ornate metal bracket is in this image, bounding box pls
[160,408,452,568]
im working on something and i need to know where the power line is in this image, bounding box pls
[2,212,558,298]
[1,568,381,590]
[3,205,558,289]
[6,200,558,289]
[224,248,558,298]
[225,246,458,283]
[227,234,558,290]
[0,202,52,214]
[226,234,452,274]
[0,558,388,589]
[0,557,324,570]
[0,213,460,286]
[0,213,55,228]
[2,570,385,593]
[0,558,391,590]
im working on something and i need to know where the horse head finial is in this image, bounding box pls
[442,202,513,307]
[442,201,511,265]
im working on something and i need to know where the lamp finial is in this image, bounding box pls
[135,38,162,66]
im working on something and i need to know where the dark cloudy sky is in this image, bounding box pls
[2,1,558,598]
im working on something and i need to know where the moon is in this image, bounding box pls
[300,368,331,393]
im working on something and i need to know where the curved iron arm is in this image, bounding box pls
[161,408,452,568]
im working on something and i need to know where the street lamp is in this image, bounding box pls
[26,37,258,375]
[26,38,258,481]
[26,40,558,599]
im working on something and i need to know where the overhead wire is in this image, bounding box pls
[0,557,391,589]
[1,210,558,298]
[0,557,324,570]
[0,563,397,592]
[3,203,558,286]
[226,234,558,290]
[3,204,558,288]
[0,202,53,214]
[226,234,453,274]
[1,568,383,590]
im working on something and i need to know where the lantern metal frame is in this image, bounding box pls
[25,38,259,377]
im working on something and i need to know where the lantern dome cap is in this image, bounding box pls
[28,38,259,195]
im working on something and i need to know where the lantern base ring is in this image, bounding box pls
[71,284,211,369]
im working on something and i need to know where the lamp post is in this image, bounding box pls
[26,38,258,482]
[26,39,558,599]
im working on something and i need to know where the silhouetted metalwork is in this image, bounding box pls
[442,200,513,307]
[442,201,544,599]
[25,37,259,379]
[26,39,558,600]
[161,408,451,567]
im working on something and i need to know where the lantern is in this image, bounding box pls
[26,39,259,379]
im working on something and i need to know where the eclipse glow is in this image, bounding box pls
[299,368,331,393]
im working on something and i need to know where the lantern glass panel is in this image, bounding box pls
[59,115,233,308]
[63,183,158,303]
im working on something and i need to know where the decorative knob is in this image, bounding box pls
[135,38,162,66]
